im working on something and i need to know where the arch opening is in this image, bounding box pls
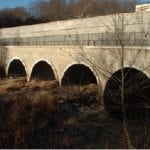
[104,68,150,119]
[30,61,55,81]
[8,59,26,77]
[61,64,97,86]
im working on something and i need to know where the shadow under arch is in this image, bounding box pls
[104,67,150,119]
[61,63,98,86]
[7,58,27,78]
[0,66,6,78]
[30,60,56,81]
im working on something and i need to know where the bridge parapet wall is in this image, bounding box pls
[0,11,150,47]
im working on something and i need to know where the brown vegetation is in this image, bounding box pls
[0,78,149,148]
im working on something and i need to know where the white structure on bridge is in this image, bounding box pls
[136,4,150,12]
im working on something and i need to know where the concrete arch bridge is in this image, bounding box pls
[0,11,150,115]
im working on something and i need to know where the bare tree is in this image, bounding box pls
[63,0,150,148]
[27,0,137,24]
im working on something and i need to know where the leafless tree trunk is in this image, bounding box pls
[65,1,149,148]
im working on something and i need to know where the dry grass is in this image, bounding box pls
[0,93,59,148]
[31,91,58,112]
[0,78,150,149]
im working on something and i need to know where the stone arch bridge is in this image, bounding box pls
[0,11,150,111]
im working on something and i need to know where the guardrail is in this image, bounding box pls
[0,32,149,46]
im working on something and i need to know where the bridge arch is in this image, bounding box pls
[30,59,57,81]
[60,62,100,86]
[104,67,150,119]
[6,57,27,78]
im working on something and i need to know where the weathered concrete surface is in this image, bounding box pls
[0,11,149,38]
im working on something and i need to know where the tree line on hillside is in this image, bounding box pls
[0,0,138,28]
